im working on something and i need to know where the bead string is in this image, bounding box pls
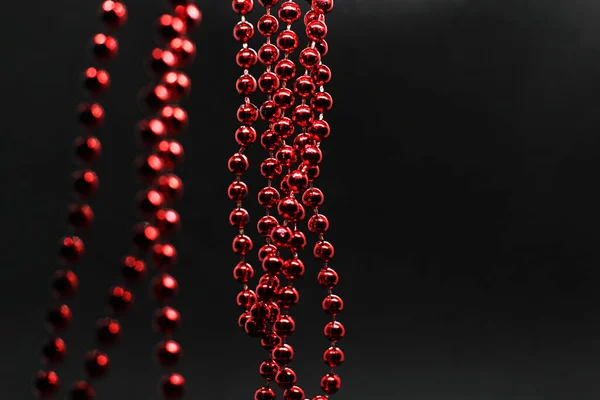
[33,2,127,398]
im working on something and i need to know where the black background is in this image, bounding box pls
[3,0,600,398]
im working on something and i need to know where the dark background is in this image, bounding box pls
[2,0,600,398]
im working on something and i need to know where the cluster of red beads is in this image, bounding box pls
[33,2,128,398]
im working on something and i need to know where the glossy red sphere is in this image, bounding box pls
[34,370,60,398]
[291,104,314,127]
[162,71,191,101]
[276,29,299,53]
[257,186,280,208]
[278,286,299,308]
[153,273,179,301]
[42,337,67,364]
[258,43,280,65]
[257,215,278,236]
[254,387,276,400]
[157,14,187,41]
[283,386,305,400]
[74,136,102,163]
[59,236,85,264]
[260,158,283,179]
[233,261,254,283]
[312,0,334,13]
[302,187,324,207]
[306,19,327,41]
[70,380,95,400]
[142,84,171,110]
[83,67,110,94]
[84,350,110,378]
[161,373,185,399]
[136,154,165,183]
[150,48,178,75]
[279,1,301,23]
[282,258,305,280]
[312,91,334,113]
[275,366,297,389]
[100,1,127,28]
[232,0,254,15]
[158,174,184,202]
[259,359,279,381]
[52,269,78,298]
[237,73,258,95]
[228,180,248,201]
[324,321,345,341]
[322,294,344,315]
[107,286,133,314]
[96,318,121,345]
[273,116,295,138]
[272,344,294,365]
[120,255,147,283]
[299,47,321,68]
[159,105,188,134]
[152,243,178,270]
[72,170,99,198]
[260,99,281,122]
[156,209,181,235]
[274,59,296,81]
[312,64,332,85]
[92,33,118,61]
[258,244,278,261]
[237,289,258,309]
[237,102,259,124]
[274,315,295,337]
[132,222,160,249]
[321,372,341,394]
[77,103,104,129]
[232,234,253,255]
[324,346,345,367]
[156,340,182,366]
[175,4,202,29]
[260,129,282,150]
[169,37,196,67]
[154,306,181,335]
[233,20,254,42]
[314,240,334,261]
[155,139,184,170]
[258,14,278,36]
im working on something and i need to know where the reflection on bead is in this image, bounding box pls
[273,87,295,109]
[273,116,294,138]
[59,236,85,264]
[292,104,314,127]
[150,49,178,75]
[53,269,78,297]
[100,1,127,29]
[324,321,345,341]
[294,75,315,97]
[137,154,165,184]
[233,261,254,282]
[258,186,280,208]
[237,103,259,124]
[270,225,293,247]
[233,234,253,255]
[96,318,121,345]
[132,223,160,249]
[34,370,60,398]
[158,174,184,202]
[312,64,332,85]
[157,14,187,41]
[84,350,110,379]
[155,139,184,170]
[272,344,294,365]
[156,209,181,235]
[228,180,248,201]
[169,37,196,67]
[260,158,283,179]
[279,1,301,23]
[238,73,258,95]
[278,196,304,221]
[120,255,147,283]
[237,48,258,68]
[259,359,279,381]
[312,91,333,113]
[233,20,254,42]
[160,373,186,399]
[275,366,297,389]
[276,29,299,53]
[261,129,282,151]
[324,346,345,367]
[283,386,305,400]
[320,372,341,394]
[42,337,67,364]
[238,310,251,328]
[312,0,334,13]
[258,14,279,37]
[323,294,343,315]
[235,125,257,147]
[162,71,191,102]
[274,315,295,337]
[258,244,278,261]
[83,67,110,94]
[154,307,181,335]
[92,33,118,61]
[306,19,327,41]
[175,4,202,29]
[244,318,266,337]
[153,243,178,270]
[142,84,171,110]
[274,59,296,81]
[72,170,99,198]
[250,301,271,321]
[299,47,321,68]
[282,258,305,280]
[137,189,165,216]
[258,43,280,66]
[287,170,309,193]
[254,387,276,400]
[257,215,278,236]
[75,136,102,163]
[278,286,299,308]
[262,255,284,274]
[159,105,188,135]
[78,103,105,129]
[232,0,254,15]
[107,286,133,314]
[261,331,282,350]
[302,187,324,207]
[308,214,329,233]
[260,100,282,122]
[275,145,297,167]
[237,289,257,309]
[138,119,167,147]
[70,380,95,400]
[309,119,330,141]
[152,273,179,301]
[315,39,328,56]
[156,340,182,366]
[314,240,334,261]
[230,207,250,228]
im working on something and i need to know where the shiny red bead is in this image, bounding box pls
[250,301,271,321]
[258,71,280,94]
[52,269,78,297]
[233,261,254,283]
[244,318,266,337]
[306,20,327,41]
[304,9,320,24]
[159,105,188,134]
[321,372,341,394]
[157,14,187,41]
[314,240,334,261]
[136,189,165,216]
[42,337,67,364]
[158,174,184,202]
[228,152,249,174]
[230,207,249,228]
[262,255,284,274]
[275,145,296,167]
[299,47,321,68]
[96,318,121,345]
[237,73,258,95]
[175,4,202,29]
[228,180,248,201]
[302,187,324,207]
[236,47,258,68]
[120,256,146,283]
[273,116,295,138]
[260,158,283,180]
[238,310,251,328]
[272,344,294,364]
[301,144,322,164]
[152,273,179,301]
[279,1,301,23]
[84,350,110,378]
[308,214,329,233]
[301,162,320,182]
[232,0,254,15]
[290,229,307,252]
[258,43,280,65]
[137,119,167,147]
[257,215,278,236]
[292,104,314,127]
[261,330,282,350]
[152,243,178,270]
[34,370,60,398]
[312,64,332,85]
[92,33,118,61]
[275,366,297,389]
[162,71,192,101]
[136,154,165,183]
[150,48,178,75]
[70,380,95,400]
[156,340,182,366]
[237,103,259,124]
[287,170,309,193]
[256,274,281,300]
[100,1,127,28]
[59,236,85,264]
[315,39,328,56]
[278,196,304,221]
[312,91,334,113]
[161,373,186,399]
[324,346,345,367]
[107,286,133,314]
[237,289,257,309]
[233,20,254,42]
[68,204,94,229]
[235,125,257,147]
[283,386,305,400]
[276,29,299,53]
[74,136,102,163]
[258,14,279,36]
[142,84,171,110]
[294,133,313,151]
[78,103,104,129]
[312,0,334,13]
[258,244,278,261]
[72,170,99,198]
[259,359,279,381]
[83,67,110,94]
[259,0,279,6]
[155,139,184,170]
[260,99,281,122]
[169,37,196,67]
[282,258,305,280]
[274,315,295,337]
[294,75,315,97]
[154,306,181,334]
[270,225,293,247]
[275,59,296,81]
[156,209,181,235]
[233,234,253,255]
[323,294,344,315]
[324,321,345,341]
[278,286,299,308]
[260,129,282,150]
[132,222,160,249]
[254,387,276,400]
[273,87,295,109]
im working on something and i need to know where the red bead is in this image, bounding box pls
[324,346,345,367]
[174,4,202,29]
[84,350,110,379]
[314,240,334,261]
[236,47,258,68]
[273,116,295,138]
[274,315,295,337]
[257,14,279,36]
[260,100,281,122]
[258,71,280,94]
[308,214,329,233]
[261,331,282,350]
[307,19,327,40]
[77,103,104,129]
[276,29,299,53]
[301,144,322,164]
[137,119,167,147]
[293,133,312,151]
[244,318,266,337]
[299,47,321,68]
[258,43,280,65]
[256,274,280,300]
[230,207,249,228]
[257,215,278,236]
[233,261,254,282]
[268,300,281,320]
[272,344,294,364]
[92,33,118,61]
[152,243,178,270]
[59,236,85,264]
[275,145,296,167]
[74,136,102,163]
[238,310,251,328]
[96,318,121,345]
[156,209,181,235]
[70,380,95,400]
[100,1,127,28]
[324,321,345,341]
[254,387,276,400]
[150,48,178,75]
[284,386,305,400]
[159,105,189,134]
[107,286,133,314]
[162,71,192,101]
[260,158,283,180]
[323,294,343,315]
[155,139,184,170]
[282,258,305,280]
[152,273,179,301]
[136,154,165,183]
[312,64,332,85]
[237,103,259,124]
[300,161,320,182]
[294,75,315,97]
[160,373,185,399]
[292,104,314,127]
[262,255,284,274]
[228,180,248,201]
[169,37,196,67]
[312,91,334,113]
[279,1,301,23]
[304,9,320,25]
[237,289,257,308]
[278,196,304,221]
[302,187,324,208]
[120,255,147,283]
[156,340,182,366]
[259,359,279,381]
[260,129,282,151]
[82,67,110,95]
[288,170,309,193]
[132,222,160,249]
[233,20,254,42]
[157,14,187,41]
[158,174,184,202]
[228,152,249,174]
[270,225,293,247]
[315,39,328,56]
[320,372,341,394]
[258,244,278,261]
[42,337,67,363]
[34,370,60,398]
[67,204,94,230]
[52,269,78,298]
[273,87,295,109]
[232,0,254,15]
[235,126,257,147]
[72,170,99,199]
[278,286,299,308]
[275,366,297,389]
[136,189,165,216]
[312,0,334,13]
[142,84,171,110]
[154,307,181,334]
[275,59,296,81]
[237,73,258,95]
[290,230,307,252]
[250,301,271,321]
[233,234,253,255]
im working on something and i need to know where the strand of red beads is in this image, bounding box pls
[300,2,345,399]
[33,2,126,398]
[230,0,260,360]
